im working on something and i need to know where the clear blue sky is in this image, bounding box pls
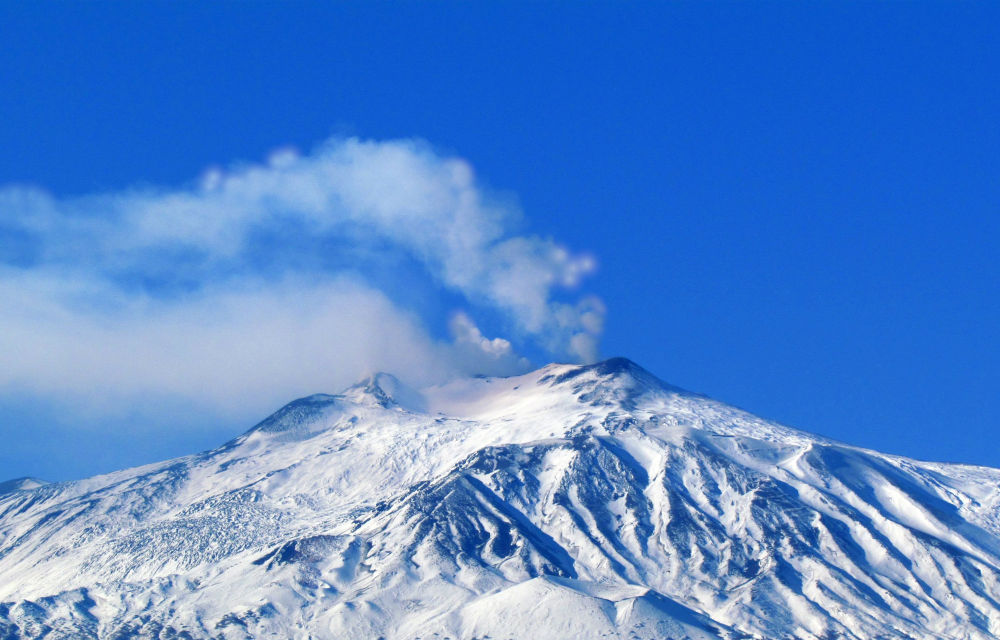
[1,2,998,481]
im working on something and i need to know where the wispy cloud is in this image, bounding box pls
[0,138,602,418]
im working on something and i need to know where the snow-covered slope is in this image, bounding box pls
[2,358,1000,639]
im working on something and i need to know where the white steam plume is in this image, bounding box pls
[0,137,603,418]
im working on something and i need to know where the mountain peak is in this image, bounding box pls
[542,357,662,384]
[578,356,653,379]
[0,477,48,495]
[246,393,340,434]
[344,371,426,411]
[250,359,684,438]
[538,356,685,401]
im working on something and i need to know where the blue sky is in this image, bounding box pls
[1,2,998,481]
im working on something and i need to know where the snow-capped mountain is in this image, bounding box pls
[2,358,1000,639]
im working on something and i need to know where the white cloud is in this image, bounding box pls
[0,273,485,416]
[0,137,603,420]
[448,311,531,376]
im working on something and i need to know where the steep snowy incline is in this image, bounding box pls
[2,358,1000,639]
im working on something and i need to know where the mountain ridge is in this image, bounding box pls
[2,358,1000,639]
